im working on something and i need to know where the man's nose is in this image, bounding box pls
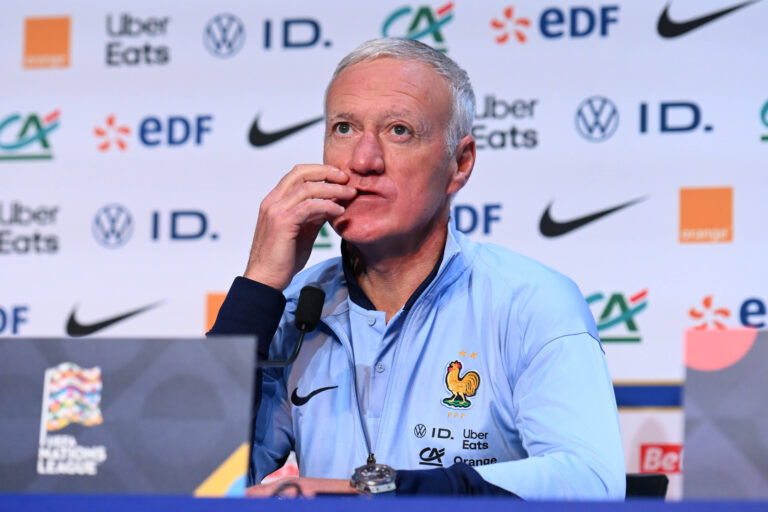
[348,131,384,175]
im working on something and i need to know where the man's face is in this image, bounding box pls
[324,57,467,249]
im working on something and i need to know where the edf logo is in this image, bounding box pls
[0,305,29,335]
[139,115,213,147]
[492,5,619,44]
[539,6,619,39]
[453,204,502,235]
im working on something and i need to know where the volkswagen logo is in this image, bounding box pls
[575,96,619,142]
[204,13,246,58]
[414,424,427,438]
[93,204,133,249]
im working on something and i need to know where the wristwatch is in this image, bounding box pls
[350,463,397,495]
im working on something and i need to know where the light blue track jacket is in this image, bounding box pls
[253,221,625,500]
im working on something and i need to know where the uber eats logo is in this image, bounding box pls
[473,96,538,150]
[106,13,170,66]
[0,201,60,255]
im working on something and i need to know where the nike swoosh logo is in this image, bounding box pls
[66,301,163,337]
[657,1,759,38]
[290,385,338,406]
[539,197,647,238]
[248,115,323,147]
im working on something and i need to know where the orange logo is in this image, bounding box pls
[24,17,71,69]
[205,293,226,333]
[689,295,730,330]
[491,6,530,44]
[679,187,733,243]
[94,115,131,151]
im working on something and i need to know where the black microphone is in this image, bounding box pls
[259,285,325,367]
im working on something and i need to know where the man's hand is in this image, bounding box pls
[244,165,356,291]
[246,477,361,498]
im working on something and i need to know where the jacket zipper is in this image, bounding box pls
[322,316,375,465]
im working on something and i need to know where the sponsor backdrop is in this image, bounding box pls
[2,0,766,499]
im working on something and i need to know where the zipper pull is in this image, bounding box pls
[367,453,376,465]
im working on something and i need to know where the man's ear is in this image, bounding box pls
[446,135,476,195]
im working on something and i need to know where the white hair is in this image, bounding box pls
[326,38,475,154]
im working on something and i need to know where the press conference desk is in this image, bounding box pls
[2,494,767,511]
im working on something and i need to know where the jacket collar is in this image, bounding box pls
[319,217,473,321]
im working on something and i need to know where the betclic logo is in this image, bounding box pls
[93,114,213,151]
[491,4,619,45]
[93,205,219,248]
[640,444,682,474]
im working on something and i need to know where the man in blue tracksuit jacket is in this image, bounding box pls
[209,38,625,499]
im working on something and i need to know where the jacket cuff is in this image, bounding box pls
[396,462,519,497]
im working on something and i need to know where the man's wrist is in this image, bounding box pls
[243,268,288,291]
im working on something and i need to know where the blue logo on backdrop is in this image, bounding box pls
[204,14,246,58]
[263,18,331,49]
[93,204,133,249]
[152,210,218,241]
[0,305,29,335]
[640,101,712,134]
[453,204,502,235]
[575,96,619,142]
[138,115,213,147]
[539,6,619,39]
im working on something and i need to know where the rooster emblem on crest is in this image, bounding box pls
[443,360,480,409]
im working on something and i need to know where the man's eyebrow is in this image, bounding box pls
[326,112,357,122]
[327,109,420,121]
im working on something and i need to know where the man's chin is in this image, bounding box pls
[331,217,387,246]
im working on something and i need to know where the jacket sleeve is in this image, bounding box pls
[474,332,626,500]
[206,276,294,485]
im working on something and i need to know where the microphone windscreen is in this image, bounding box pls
[294,285,325,332]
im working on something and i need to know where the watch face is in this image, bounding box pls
[352,463,396,492]
[359,464,394,482]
